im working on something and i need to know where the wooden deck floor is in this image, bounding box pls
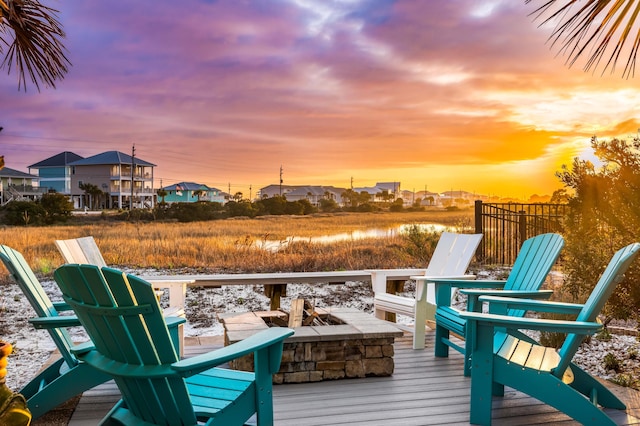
[67,331,640,426]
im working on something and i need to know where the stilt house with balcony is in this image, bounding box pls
[68,151,156,210]
[0,167,44,205]
[28,151,84,195]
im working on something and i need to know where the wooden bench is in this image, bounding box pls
[144,270,374,310]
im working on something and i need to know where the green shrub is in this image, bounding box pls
[401,224,439,265]
[603,352,622,372]
[610,373,639,388]
[557,137,640,323]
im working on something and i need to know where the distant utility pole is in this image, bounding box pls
[279,165,283,196]
[130,144,135,211]
[249,184,252,201]
[0,127,4,170]
[350,176,353,189]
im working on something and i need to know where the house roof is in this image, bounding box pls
[68,151,155,167]
[285,186,347,196]
[352,186,380,194]
[28,151,84,168]
[259,184,298,193]
[375,182,401,191]
[0,167,39,179]
[260,184,346,195]
[162,182,211,191]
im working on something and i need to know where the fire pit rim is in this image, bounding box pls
[219,307,403,344]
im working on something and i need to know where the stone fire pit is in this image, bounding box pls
[218,307,403,383]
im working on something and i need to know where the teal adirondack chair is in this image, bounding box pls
[0,244,183,419]
[461,242,640,426]
[0,245,112,419]
[433,233,564,375]
[53,264,293,426]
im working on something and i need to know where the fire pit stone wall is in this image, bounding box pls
[219,307,404,384]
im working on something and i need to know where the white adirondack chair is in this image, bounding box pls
[371,232,482,349]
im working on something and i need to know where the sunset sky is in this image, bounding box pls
[3,1,640,200]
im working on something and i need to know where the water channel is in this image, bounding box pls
[258,223,449,252]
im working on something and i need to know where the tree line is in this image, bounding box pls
[0,192,426,226]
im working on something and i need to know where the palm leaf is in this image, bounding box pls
[0,0,70,91]
[527,0,640,78]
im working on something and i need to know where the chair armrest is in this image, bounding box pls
[459,311,602,334]
[367,268,427,276]
[432,278,505,307]
[477,295,585,315]
[165,316,187,355]
[460,289,553,298]
[72,341,95,355]
[411,275,476,303]
[29,315,82,329]
[76,350,178,378]
[165,316,187,327]
[429,278,505,287]
[368,269,427,293]
[411,274,476,282]
[461,289,553,312]
[53,301,74,312]
[172,327,294,377]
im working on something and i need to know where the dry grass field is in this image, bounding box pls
[0,209,474,278]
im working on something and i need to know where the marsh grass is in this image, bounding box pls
[0,210,473,278]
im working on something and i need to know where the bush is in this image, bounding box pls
[1,201,45,225]
[557,137,640,322]
[39,193,73,223]
[0,194,72,226]
[603,352,622,372]
[318,198,339,212]
[389,198,404,212]
[401,224,440,265]
[167,202,226,222]
[225,200,258,218]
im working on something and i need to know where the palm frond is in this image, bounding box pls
[526,0,640,78]
[0,0,70,91]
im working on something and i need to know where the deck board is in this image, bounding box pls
[67,331,640,425]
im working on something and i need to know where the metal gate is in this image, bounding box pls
[474,201,568,265]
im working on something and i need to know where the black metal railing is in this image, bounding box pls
[474,201,568,265]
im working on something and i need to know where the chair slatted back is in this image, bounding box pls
[422,233,482,304]
[425,232,483,276]
[55,236,107,267]
[555,243,640,377]
[0,245,77,367]
[502,233,564,317]
[54,264,196,425]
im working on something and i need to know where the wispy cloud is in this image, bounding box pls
[2,0,637,197]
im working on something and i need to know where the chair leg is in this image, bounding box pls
[434,323,449,357]
[463,334,473,377]
[25,362,110,419]
[469,323,497,425]
[413,301,427,350]
[19,358,66,402]
[495,359,618,426]
[254,350,275,426]
[570,363,626,409]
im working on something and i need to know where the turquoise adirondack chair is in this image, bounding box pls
[433,233,564,375]
[53,264,293,426]
[0,245,183,419]
[0,245,112,419]
[461,242,640,426]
